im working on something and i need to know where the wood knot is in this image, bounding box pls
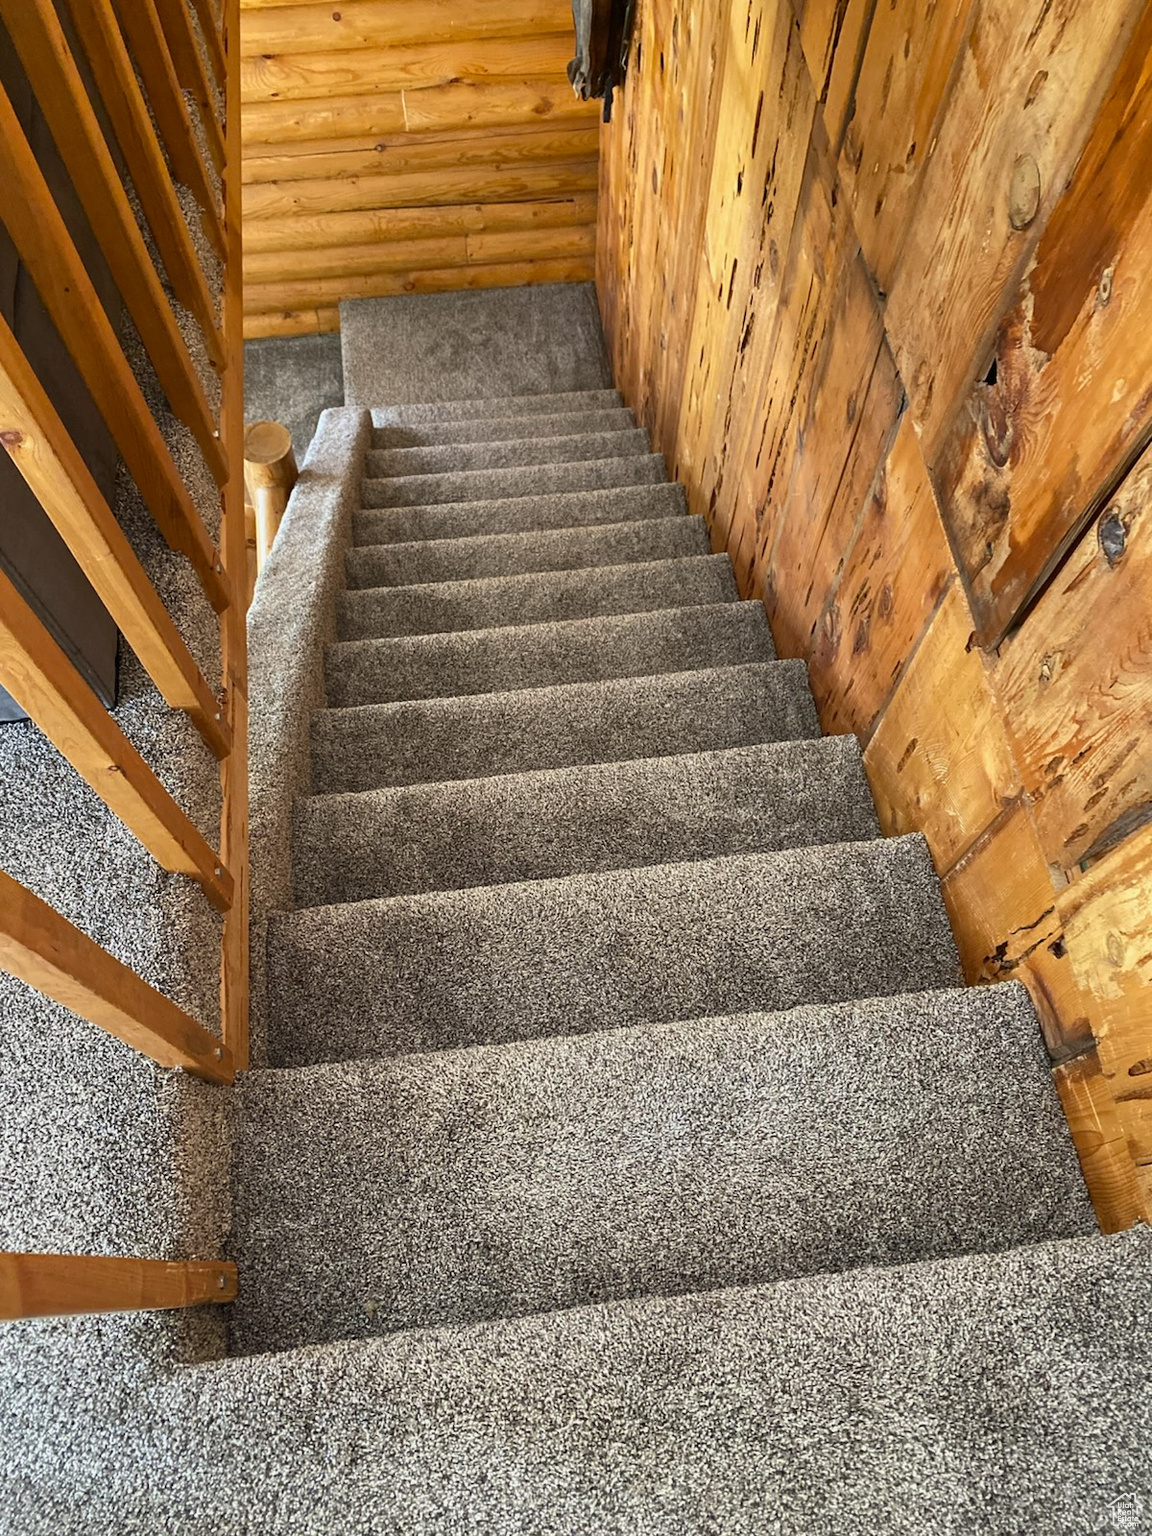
[1008,155,1041,231]
[0,429,24,449]
[1098,508,1126,565]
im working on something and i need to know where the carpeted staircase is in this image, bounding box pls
[212,292,1151,1529]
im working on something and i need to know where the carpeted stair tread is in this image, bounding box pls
[372,406,636,449]
[337,554,738,640]
[354,480,687,546]
[294,736,878,906]
[346,516,709,588]
[369,388,623,425]
[325,601,776,707]
[364,429,650,480]
[361,453,666,509]
[95,1229,1151,1532]
[311,661,818,794]
[266,835,959,1065]
[231,983,1095,1352]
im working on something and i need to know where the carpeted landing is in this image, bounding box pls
[226,381,1150,1531]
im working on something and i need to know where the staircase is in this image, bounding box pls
[19,290,1148,1530]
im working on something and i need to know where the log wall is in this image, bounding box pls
[240,0,600,338]
[597,0,1152,1228]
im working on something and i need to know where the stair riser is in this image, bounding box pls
[267,838,961,1066]
[311,661,818,794]
[353,482,688,545]
[372,408,636,449]
[337,555,738,641]
[365,429,650,479]
[361,454,666,509]
[370,389,623,424]
[345,517,709,589]
[295,738,880,905]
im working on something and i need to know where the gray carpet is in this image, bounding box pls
[243,331,344,459]
[341,283,612,403]
[372,405,636,448]
[361,451,668,509]
[354,479,687,544]
[363,426,650,478]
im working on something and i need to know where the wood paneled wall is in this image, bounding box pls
[598,0,1152,1229]
[240,0,600,337]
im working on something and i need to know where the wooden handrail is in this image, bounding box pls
[244,420,298,571]
[0,316,229,761]
[0,567,233,913]
[0,78,231,616]
[219,0,250,1071]
[0,0,227,490]
[62,0,226,373]
[0,869,233,1082]
[1,1253,237,1319]
[155,0,226,174]
[110,0,225,249]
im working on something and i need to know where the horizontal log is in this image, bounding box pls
[0,1252,237,1319]
[244,193,597,252]
[243,157,599,219]
[0,566,233,912]
[243,307,341,338]
[242,35,574,103]
[242,78,598,147]
[243,223,595,283]
[240,123,600,184]
[0,867,232,1082]
[243,255,595,313]
[0,316,229,759]
[239,0,573,55]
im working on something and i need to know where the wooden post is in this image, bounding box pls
[243,419,297,571]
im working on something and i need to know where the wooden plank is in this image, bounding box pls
[0,0,227,488]
[240,0,574,55]
[156,0,227,172]
[931,7,1152,646]
[0,76,230,615]
[809,411,953,738]
[112,0,226,221]
[0,566,233,913]
[882,0,1138,466]
[243,193,598,253]
[242,78,599,147]
[64,0,226,371]
[243,306,340,338]
[838,0,975,296]
[242,35,575,103]
[0,1252,237,1319]
[241,124,599,184]
[994,447,1152,873]
[0,868,232,1082]
[0,316,229,761]
[243,224,595,283]
[243,255,595,314]
[1054,1052,1146,1231]
[939,800,1095,1063]
[797,0,876,152]
[188,0,228,88]
[1057,822,1152,1168]
[243,158,599,220]
[862,582,1021,873]
[220,0,251,1071]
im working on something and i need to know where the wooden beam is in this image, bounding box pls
[0,0,227,488]
[111,0,225,224]
[243,193,598,254]
[243,306,340,338]
[242,78,598,148]
[63,0,226,370]
[240,123,600,184]
[242,158,600,220]
[0,566,233,912]
[0,317,229,761]
[243,255,596,314]
[243,223,595,283]
[0,868,232,1082]
[219,0,251,1070]
[239,0,574,56]
[187,0,228,88]
[241,35,575,104]
[0,1252,237,1320]
[155,0,227,172]
[0,77,230,616]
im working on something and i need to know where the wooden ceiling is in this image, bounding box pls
[240,1,601,338]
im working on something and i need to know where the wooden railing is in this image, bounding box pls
[0,0,246,1317]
